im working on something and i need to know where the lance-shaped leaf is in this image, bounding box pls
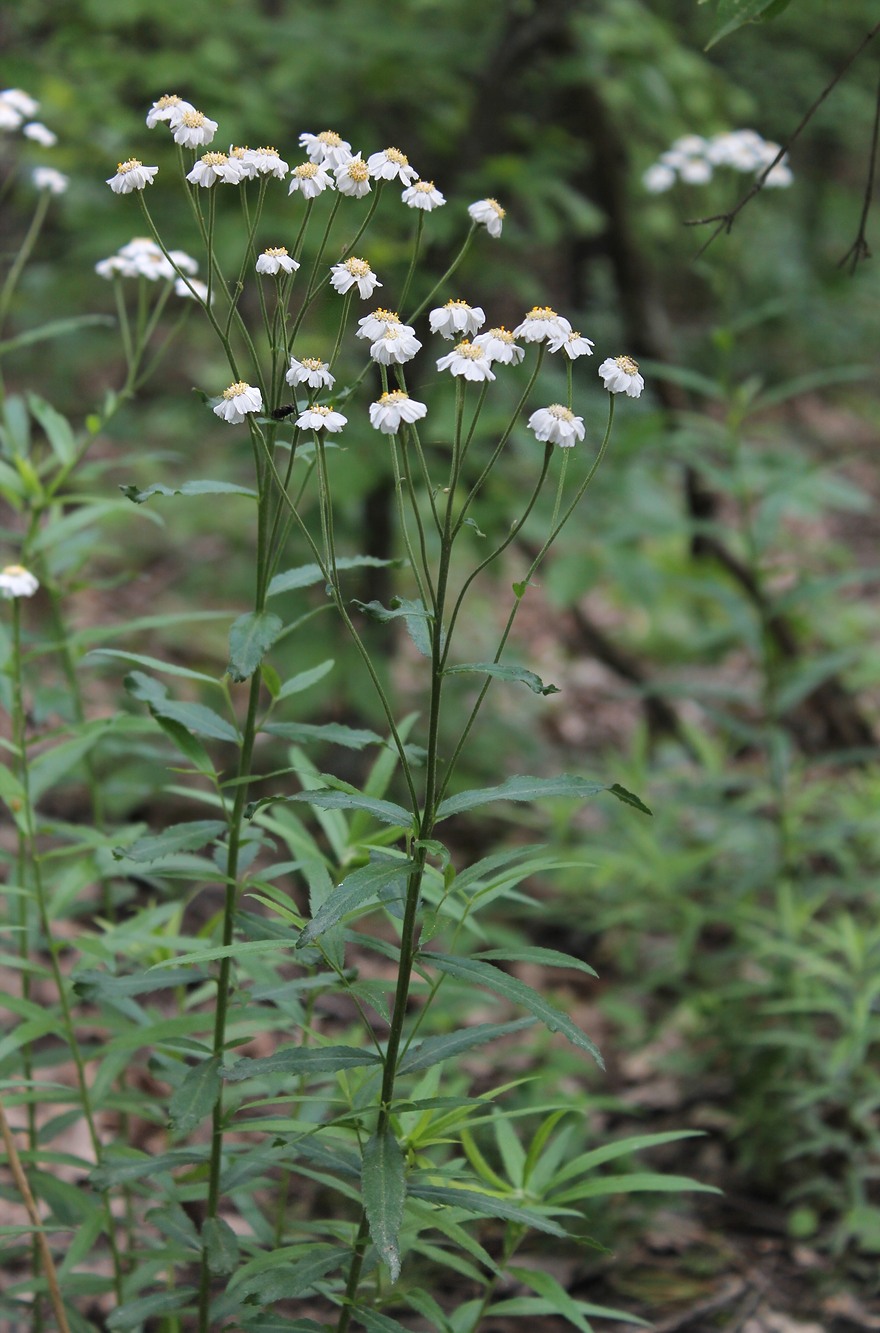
[407,1182,572,1238]
[168,1056,222,1138]
[263,721,384,751]
[113,820,226,863]
[227,610,283,682]
[268,555,399,598]
[362,1127,406,1282]
[473,946,598,979]
[444,662,560,696]
[436,773,651,821]
[247,788,414,830]
[298,860,414,947]
[0,313,114,357]
[202,1216,240,1275]
[418,953,603,1067]
[397,1018,536,1076]
[120,478,257,504]
[225,1045,383,1083]
[233,1247,349,1303]
[705,0,792,49]
[106,1290,197,1330]
[125,671,240,743]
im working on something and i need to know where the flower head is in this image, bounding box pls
[468,197,505,238]
[174,277,212,303]
[367,147,417,184]
[356,308,401,341]
[334,155,371,198]
[2,88,40,120]
[296,404,348,433]
[598,355,644,398]
[527,404,585,448]
[146,94,195,128]
[0,564,39,599]
[213,381,263,424]
[436,340,496,382]
[548,329,594,360]
[286,356,335,390]
[256,246,300,275]
[23,121,57,146]
[401,179,445,211]
[429,299,485,340]
[330,257,381,299]
[242,146,289,178]
[96,237,196,281]
[106,159,158,194]
[369,324,421,365]
[512,306,571,343]
[642,163,676,194]
[186,152,242,187]
[369,391,428,435]
[472,327,524,366]
[288,160,334,198]
[32,166,69,195]
[299,130,352,168]
[172,108,218,149]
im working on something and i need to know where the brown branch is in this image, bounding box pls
[838,61,880,273]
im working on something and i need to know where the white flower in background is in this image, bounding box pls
[367,147,417,184]
[369,390,428,434]
[243,146,289,178]
[288,160,334,198]
[370,324,421,365]
[513,306,571,343]
[32,166,69,194]
[401,179,445,211]
[356,308,401,340]
[436,340,496,382]
[527,404,585,448]
[106,159,158,193]
[670,134,709,157]
[299,130,352,168]
[330,257,381,299]
[598,355,645,398]
[296,404,348,433]
[678,156,713,185]
[473,327,524,365]
[174,277,212,302]
[95,255,129,279]
[468,197,505,238]
[286,356,335,390]
[642,162,676,194]
[763,159,794,188]
[146,94,195,128]
[168,248,199,275]
[429,299,485,339]
[0,102,23,131]
[256,246,300,275]
[548,329,594,360]
[23,122,57,146]
[334,155,371,198]
[213,381,263,424]
[172,109,218,149]
[186,152,242,187]
[706,129,764,171]
[2,88,40,119]
[0,564,39,599]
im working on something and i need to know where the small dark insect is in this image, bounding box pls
[270,403,298,420]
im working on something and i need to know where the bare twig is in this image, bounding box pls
[838,61,880,273]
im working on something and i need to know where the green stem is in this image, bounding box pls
[0,191,51,337]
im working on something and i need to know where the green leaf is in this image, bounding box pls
[474,946,598,979]
[168,1056,222,1138]
[353,1309,414,1333]
[352,596,434,657]
[418,954,603,1067]
[397,1019,536,1076]
[298,859,414,946]
[277,659,335,698]
[228,610,283,682]
[408,1183,571,1238]
[552,1172,719,1204]
[90,1148,209,1189]
[268,555,399,598]
[234,1249,348,1303]
[247,788,413,830]
[608,783,653,815]
[444,663,560,695]
[0,314,114,357]
[120,478,257,504]
[225,1045,383,1083]
[549,1131,705,1189]
[125,671,240,742]
[507,1265,596,1333]
[27,393,76,464]
[203,1216,240,1275]
[362,1127,406,1282]
[263,721,384,750]
[436,774,606,821]
[88,649,219,685]
[113,820,226,863]
[705,0,792,47]
[73,967,206,1005]
[105,1289,196,1330]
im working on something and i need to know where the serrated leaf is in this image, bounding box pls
[298,860,414,946]
[168,1056,222,1138]
[263,721,384,750]
[203,1216,240,1274]
[247,788,413,830]
[705,0,792,47]
[106,1289,197,1330]
[225,1045,382,1083]
[120,479,257,504]
[113,820,226,863]
[397,1018,536,1076]
[123,671,239,743]
[352,596,434,657]
[444,662,559,696]
[268,555,399,598]
[418,953,603,1067]
[228,610,283,682]
[408,1183,571,1238]
[362,1127,406,1282]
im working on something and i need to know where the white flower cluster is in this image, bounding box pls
[0,564,39,599]
[643,130,793,193]
[94,237,207,300]
[1,88,69,194]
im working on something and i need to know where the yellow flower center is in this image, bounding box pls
[264,247,289,257]
[488,327,514,343]
[296,162,319,178]
[311,405,332,417]
[3,564,28,577]
[526,306,558,320]
[231,146,249,158]
[485,198,505,218]
[117,159,143,173]
[201,152,228,166]
[301,358,326,371]
[317,131,343,146]
[445,299,471,310]
[454,341,484,361]
[372,308,399,323]
[413,180,435,192]
[347,160,369,182]
[383,147,408,165]
[379,391,409,405]
[547,404,574,421]
[223,382,249,399]
[616,355,639,374]
[180,110,207,127]
[155,94,182,109]
[344,258,371,277]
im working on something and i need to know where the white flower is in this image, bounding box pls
[256,247,300,275]
[762,159,793,188]
[32,166,69,195]
[468,197,505,238]
[172,109,218,149]
[146,94,195,128]
[242,146,288,178]
[299,130,352,168]
[512,306,572,343]
[296,404,348,433]
[2,89,40,119]
[598,355,645,398]
[678,157,713,185]
[95,256,129,279]
[356,308,401,341]
[527,404,585,448]
[706,129,765,171]
[369,391,428,434]
[401,179,445,211]
[186,152,242,187]
[370,324,421,365]
[288,160,334,198]
[330,257,381,299]
[429,299,485,340]
[174,277,212,303]
[367,147,417,184]
[0,102,23,131]
[286,357,335,390]
[642,163,676,194]
[22,122,57,147]
[0,564,39,599]
[436,340,496,382]
[548,329,594,360]
[106,159,159,194]
[472,327,524,365]
[168,248,199,275]
[213,381,263,424]
[334,155,371,198]
[670,134,710,156]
